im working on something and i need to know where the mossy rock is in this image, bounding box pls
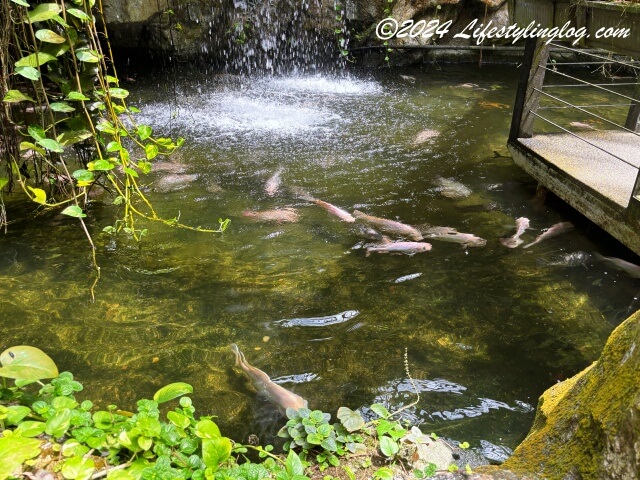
[503,311,640,479]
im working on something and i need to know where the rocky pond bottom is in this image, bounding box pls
[1,65,637,462]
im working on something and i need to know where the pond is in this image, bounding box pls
[1,64,635,463]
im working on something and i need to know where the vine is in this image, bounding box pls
[0,0,229,299]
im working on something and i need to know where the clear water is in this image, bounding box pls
[1,65,636,457]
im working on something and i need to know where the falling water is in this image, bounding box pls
[220,0,347,74]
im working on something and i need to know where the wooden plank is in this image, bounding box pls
[509,38,550,141]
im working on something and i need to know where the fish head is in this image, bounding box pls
[500,237,523,248]
[418,243,433,252]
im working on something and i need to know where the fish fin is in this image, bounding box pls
[380,236,392,245]
[230,343,243,367]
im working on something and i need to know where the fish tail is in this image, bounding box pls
[290,186,315,202]
[230,343,243,367]
[592,252,605,262]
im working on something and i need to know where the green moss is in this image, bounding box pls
[503,311,640,479]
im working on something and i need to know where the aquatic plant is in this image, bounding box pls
[0,0,229,298]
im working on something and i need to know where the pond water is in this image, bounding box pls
[2,64,637,461]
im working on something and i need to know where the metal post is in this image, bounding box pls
[509,38,551,142]
[624,82,640,132]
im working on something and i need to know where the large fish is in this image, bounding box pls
[365,240,432,256]
[353,210,423,241]
[500,217,530,248]
[242,208,298,223]
[296,191,355,223]
[538,251,591,268]
[231,344,308,412]
[522,222,573,249]
[264,167,284,197]
[434,177,472,199]
[425,231,486,248]
[593,253,640,278]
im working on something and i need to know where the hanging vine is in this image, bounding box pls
[0,0,229,299]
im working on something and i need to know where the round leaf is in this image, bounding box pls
[27,3,62,23]
[153,382,193,404]
[379,435,400,458]
[0,345,58,380]
[337,406,364,432]
[35,29,66,43]
[61,205,86,218]
[61,455,94,480]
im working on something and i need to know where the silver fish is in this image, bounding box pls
[425,231,486,248]
[500,217,530,248]
[434,177,472,199]
[593,253,640,278]
[522,222,573,249]
[264,167,284,197]
[413,129,440,145]
[353,210,423,241]
[293,188,355,223]
[277,310,360,328]
[393,273,422,283]
[230,344,308,412]
[366,241,432,256]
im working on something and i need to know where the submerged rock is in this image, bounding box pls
[503,311,640,479]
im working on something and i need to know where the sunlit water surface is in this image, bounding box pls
[2,65,637,462]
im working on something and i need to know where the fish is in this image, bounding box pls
[500,217,530,248]
[393,273,422,283]
[413,129,440,145]
[479,101,510,109]
[419,225,458,236]
[459,83,479,88]
[264,167,284,197]
[593,253,640,278]
[353,210,423,241]
[352,224,384,242]
[538,251,591,268]
[400,75,416,83]
[522,222,573,249]
[569,121,596,130]
[242,208,298,223]
[434,177,472,199]
[425,231,487,248]
[277,310,360,327]
[296,191,355,223]
[230,344,308,412]
[365,241,432,256]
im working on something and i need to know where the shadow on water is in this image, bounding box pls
[1,65,636,453]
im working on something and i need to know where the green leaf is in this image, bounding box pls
[124,167,138,178]
[373,467,394,479]
[137,161,152,174]
[27,3,62,22]
[88,159,114,171]
[37,138,64,153]
[153,382,193,404]
[61,455,95,480]
[50,101,75,112]
[75,48,100,63]
[109,88,129,99]
[15,52,57,67]
[96,120,116,135]
[285,450,304,477]
[337,407,364,432]
[370,403,390,418]
[61,205,86,218]
[0,177,8,190]
[137,125,152,141]
[15,66,40,80]
[106,75,119,85]
[202,437,232,470]
[66,8,91,21]
[35,29,66,43]
[57,129,92,146]
[195,419,221,439]
[0,436,41,479]
[28,125,46,141]
[167,411,190,429]
[66,91,90,101]
[0,345,58,380]
[14,420,46,437]
[46,409,72,438]
[5,406,32,425]
[12,0,31,6]
[3,89,34,103]
[145,144,159,160]
[379,436,399,458]
[72,170,94,183]
[61,439,90,458]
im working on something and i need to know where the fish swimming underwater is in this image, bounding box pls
[242,208,299,223]
[434,177,472,199]
[296,191,355,223]
[353,210,423,241]
[264,167,284,197]
[424,230,487,248]
[593,253,640,278]
[522,222,573,249]
[500,217,530,248]
[231,344,308,412]
[365,240,432,256]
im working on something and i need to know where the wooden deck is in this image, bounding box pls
[508,38,640,255]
